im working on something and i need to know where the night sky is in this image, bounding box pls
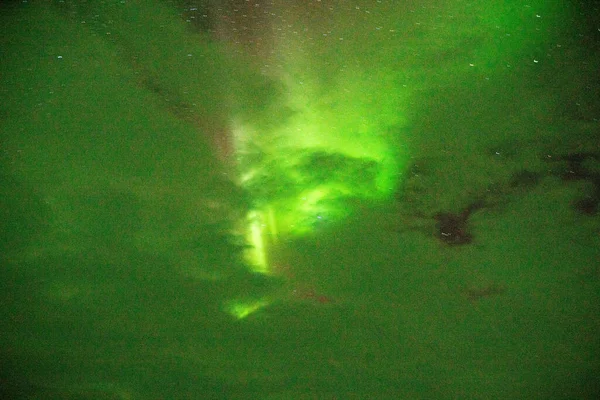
[1,1,599,399]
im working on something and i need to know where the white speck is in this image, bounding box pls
[57,55,63,59]
[187,53,192,57]
[469,63,475,67]
[536,14,541,18]
[533,59,539,63]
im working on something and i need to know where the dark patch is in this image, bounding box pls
[433,200,485,246]
[177,1,212,34]
[509,170,541,188]
[463,284,506,302]
[556,152,600,181]
[574,196,599,215]
[396,149,600,245]
[546,152,600,215]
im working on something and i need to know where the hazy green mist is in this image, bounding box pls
[1,1,599,399]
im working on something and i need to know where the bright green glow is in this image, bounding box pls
[230,3,417,277]
[224,298,270,320]
[234,75,409,274]
[239,145,403,274]
[223,0,573,308]
[231,2,570,270]
[266,206,278,243]
[245,210,269,274]
[237,144,404,239]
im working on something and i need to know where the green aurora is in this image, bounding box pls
[1,0,599,398]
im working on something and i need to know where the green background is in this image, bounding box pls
[1,0,599,398]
